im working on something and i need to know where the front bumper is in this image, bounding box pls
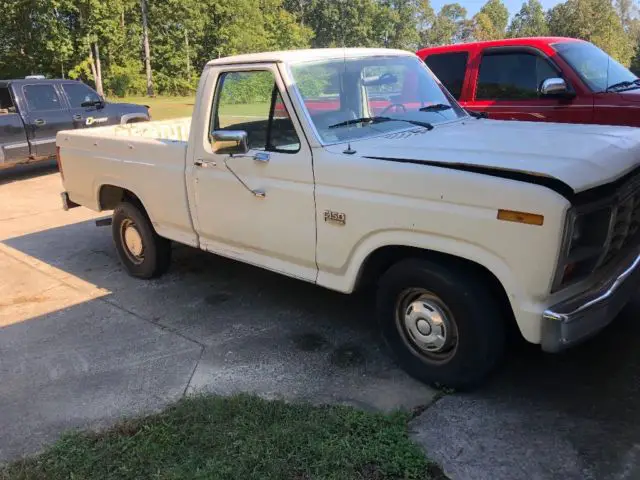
[541,248,640,352]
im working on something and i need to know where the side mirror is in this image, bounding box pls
[81,99,105,109]
[540,77,569,96]
[211,130,249,155]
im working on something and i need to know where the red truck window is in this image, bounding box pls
[424,52,468,100]
[476,52,558,100]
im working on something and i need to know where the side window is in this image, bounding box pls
[476,51,560,100]
[425,52,469,100]
[212,70,300,153]
[23,84,63,111]
[0,88,15,113]
[62,83,101,108]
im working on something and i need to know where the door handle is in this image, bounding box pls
[34,119,46,126]
[73,114,83,121]
[194,159,217,168]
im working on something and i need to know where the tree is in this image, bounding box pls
[507,0,549,38]
[547,0,635,66]
[425,3,469,46]
[471,0,508,41]
[416,0,437,47]
[140,0,153,96]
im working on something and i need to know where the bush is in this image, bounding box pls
[153,72,198,96]
[105,62,147,97]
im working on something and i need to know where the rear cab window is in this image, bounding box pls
[476,50,559,100]
[424,52,469,100]
[0,87,15,114]
[23,84,63,111]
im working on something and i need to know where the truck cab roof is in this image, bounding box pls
[416,37,582,57]
[205,48,414,67]
[0,78,85,88]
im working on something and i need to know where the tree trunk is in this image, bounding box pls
[88,46,98,86]
[140,0,154,97]
[93,42,104,97]
[185,29,191,78]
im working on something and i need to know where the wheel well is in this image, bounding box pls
[99,185,145,212]
[355,245,516,330]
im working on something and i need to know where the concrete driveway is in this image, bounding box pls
[0,163,435,462]
[1,163,639,480]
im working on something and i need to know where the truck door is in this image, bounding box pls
[21,83,74,158]
[189,65,317,282]
[465,48,590,123]
[60,82,113,128]
[0,86,30,163]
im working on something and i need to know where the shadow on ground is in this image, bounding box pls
[0,161,57,185]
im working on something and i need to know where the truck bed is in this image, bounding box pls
[57,117,197,246]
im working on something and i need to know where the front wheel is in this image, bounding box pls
[376,258,506,390]
[112,201,171,279]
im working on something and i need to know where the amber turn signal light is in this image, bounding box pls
[497,209,544,226]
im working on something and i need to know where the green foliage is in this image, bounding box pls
[547,0,635,66]
[507,0,549,38]
[104,61,147,97]
[2,0,640,94]
[218,71,274,105]
[471,0,509,40]
[424,3,470,46]
[0,394,435,480]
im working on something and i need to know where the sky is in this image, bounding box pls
[430,0,563,18]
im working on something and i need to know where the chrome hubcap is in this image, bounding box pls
[121,219,144,264]
[396,289,458,361]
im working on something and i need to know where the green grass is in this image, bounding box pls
[110,96,269,121]
[1,394,442,480]
[114,96,195,121]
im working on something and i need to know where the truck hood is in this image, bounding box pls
[329,119,640,196]
[617,88,640,103]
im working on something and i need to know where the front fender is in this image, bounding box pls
[120,113,150,124]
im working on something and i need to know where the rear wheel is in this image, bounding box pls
[112,201,171,279]
[376,258,506,390]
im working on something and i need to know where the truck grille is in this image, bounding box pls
[600,176,640,267]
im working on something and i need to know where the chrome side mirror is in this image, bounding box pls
[211,130,249,155]
[540,77,568,96]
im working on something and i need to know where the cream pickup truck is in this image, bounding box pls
[57,48,640,389]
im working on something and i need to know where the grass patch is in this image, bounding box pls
[1,394,439,480]
[113,96,195,121]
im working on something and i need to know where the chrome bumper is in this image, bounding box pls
[541,249,640,352]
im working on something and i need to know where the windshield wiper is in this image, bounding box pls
[418,103,452,112]
[328,116,433,130]
[606,79,640,91]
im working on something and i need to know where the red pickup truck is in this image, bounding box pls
[416,37,640,127]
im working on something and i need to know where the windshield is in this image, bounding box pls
[289,55,467,144]
[553,41,638,92]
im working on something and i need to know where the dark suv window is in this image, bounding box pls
[476,51,558,100]
[23,84,63,111]
[425,52,468,100]
[62,83,101,108]
[0,87,14,112]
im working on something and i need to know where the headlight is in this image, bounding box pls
[552,205,612,291]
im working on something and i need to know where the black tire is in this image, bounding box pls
[376,258,506,390]
[112,201,171,279]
